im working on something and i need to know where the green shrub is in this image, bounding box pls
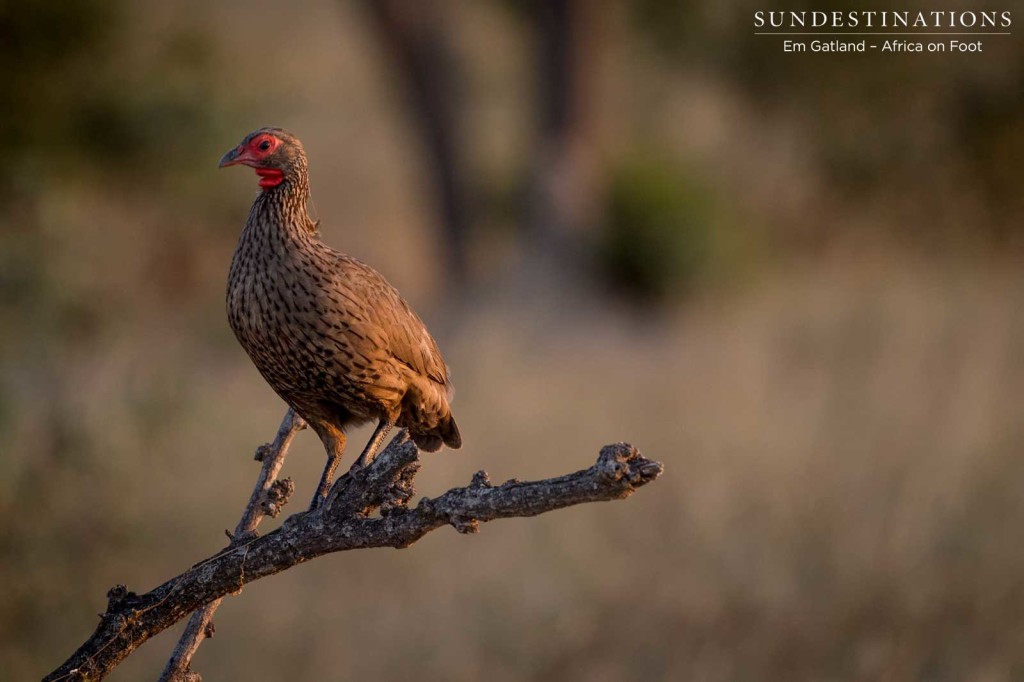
[599,155,719,301]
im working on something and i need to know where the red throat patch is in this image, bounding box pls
[255,168,284,189]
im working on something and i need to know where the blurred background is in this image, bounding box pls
[3,0,1024,679]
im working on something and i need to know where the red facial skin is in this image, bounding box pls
[220,133,285,188]
[254,168,284,188]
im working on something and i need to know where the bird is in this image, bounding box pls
[219,127,461,510]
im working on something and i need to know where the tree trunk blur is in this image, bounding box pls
[363,0,470,290]
[526,0,605,274]
[361,0,608,291]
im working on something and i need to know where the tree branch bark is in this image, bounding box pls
[158,409,306,682]
[46,428,662,682]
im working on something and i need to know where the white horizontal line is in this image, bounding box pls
[755,32,1011,35]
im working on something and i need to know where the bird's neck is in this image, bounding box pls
[247,172,316,239]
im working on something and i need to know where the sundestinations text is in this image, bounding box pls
[755,10,1011,29]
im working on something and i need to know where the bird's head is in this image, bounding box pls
[218,128,307,189]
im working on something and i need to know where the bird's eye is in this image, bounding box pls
[258,139,272,152]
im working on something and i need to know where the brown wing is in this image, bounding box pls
[328,252,451,391]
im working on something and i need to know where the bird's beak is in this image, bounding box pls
[219,145,245,168]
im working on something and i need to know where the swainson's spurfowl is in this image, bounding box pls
[219,128,461,509]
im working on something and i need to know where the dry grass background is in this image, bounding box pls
[3,1,1024,680]
[9,254,1024,680]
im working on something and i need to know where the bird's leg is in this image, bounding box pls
[353,418,395,469]
[309,424,346,511]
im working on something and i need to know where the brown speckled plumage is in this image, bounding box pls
[221,128,460,507]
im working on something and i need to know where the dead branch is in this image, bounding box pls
[46,425,662,682]
[158,409,306,682]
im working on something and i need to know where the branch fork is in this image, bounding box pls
[46,412,663,682]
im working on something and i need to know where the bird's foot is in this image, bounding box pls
[308,491,327,513]
[312,465,363,513]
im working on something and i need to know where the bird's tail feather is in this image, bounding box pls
[440,414,461,449]
[411,414,461,452]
